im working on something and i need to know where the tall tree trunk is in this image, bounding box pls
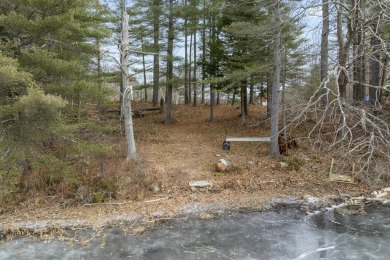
[282,51,287,141]
[152,0,161,106]
[336,0,347,99]
[240,81,246,122]
[266,71,272,118]
[96,38,102,107]
[165,0,174,124]
[336,0,358,100]
[270,2,281,158]
[209,16,216,122]
[231,90,236,106]
[184,0,189,104]
[369,3,381,107]
[353,0,364,102]
[141,39,148,101]
[249,74,254,105]
[201,0,206,104]
[353,26,365,102]
[210,84,215,122]
[193,16,197,107]
[189,28,193,104]
[244,82,248,116]
[121,9,136,160]
[320,0,329,106]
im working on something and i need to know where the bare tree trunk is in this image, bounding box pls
[231,90,236,106]
[210,85,215,122]
[353,0,364,102]
[266,71,272,118]
[193,15,198,107]
[240,82,246,122]
[240,79,248,118]
[270,2,281,158]
[152,0,161,106]
[189,28,193,105]
[141,39,148,101]
[165,0,174,124]
[184,0,189,105]
[353,27,365,102]
[121,9,136,160]
[320,0,329,106]
[249,74,254,105]
[96,39,102,107]
[209,15,216,122]
[201,0,206,104]
[336,0,347,99]
[369,4,381,107]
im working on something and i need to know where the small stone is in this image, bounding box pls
[148,182,161,193]
[280,162,288,168]
[215,162,227,172]
[219,159,228,166]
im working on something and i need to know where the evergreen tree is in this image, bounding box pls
[0,0,111,103]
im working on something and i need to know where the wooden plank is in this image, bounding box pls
[329,174,354,183]
[225,137,270,142]
[328,158,354,183]
[189,180,212,187]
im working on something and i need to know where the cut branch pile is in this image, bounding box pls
[289,84,390,187]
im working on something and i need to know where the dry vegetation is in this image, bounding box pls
[1,100,388,241]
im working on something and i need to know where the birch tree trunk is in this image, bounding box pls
[121,9,136,160]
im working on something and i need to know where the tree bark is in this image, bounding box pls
[210,85,215,122]
[121,9,136,160]
[152,0,161,107]
[165,0,174,124]
[141,39,148,101]
[336,0,347,99]
[231,89,236,106]
[320,0,329,106]
[189,28,193,105]
[240,81,246,122]
[184,0,189,104]
[249,74,254,105]
[369,3,381,107]
[266,71,272,118]
[353,0,365,102]
[270,2,281,158]
[201,0,206,104]
[193,13,198,106]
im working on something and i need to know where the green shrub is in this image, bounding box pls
[30,155,79,194]
[0,157,22,202]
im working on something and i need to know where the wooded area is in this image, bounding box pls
[1,0,390,209]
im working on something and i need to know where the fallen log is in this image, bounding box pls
[104,107,161,114]
[134,107,161,112]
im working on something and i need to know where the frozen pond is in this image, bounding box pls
[1,202,389,259]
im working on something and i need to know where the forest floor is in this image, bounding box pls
[0,102,381,239]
